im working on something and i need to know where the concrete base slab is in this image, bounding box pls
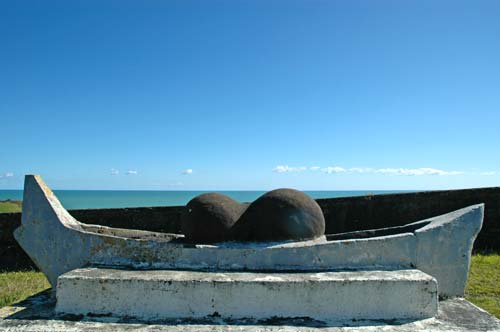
[55,268,437,322]
[1,291,499,332]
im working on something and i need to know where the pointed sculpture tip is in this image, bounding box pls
[24,174,41,185]
[469,203,485,216]
[23,175,56,202]
[24,175,42,190]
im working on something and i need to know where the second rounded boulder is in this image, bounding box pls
[231,188,325,241]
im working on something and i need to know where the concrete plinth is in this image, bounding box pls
[3,290,500,332]
[55,268,438,322]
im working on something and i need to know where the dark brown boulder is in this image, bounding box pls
[231,188,325,241]
[181,193,247,243]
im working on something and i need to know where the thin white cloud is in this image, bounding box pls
[321,166,346,174]
[0,172,14,179]
[182,169,193,175]
[273,165,466,176]
[273,165,307,173]
[480,171,496,176]
[126,170,138,175]
[376,168,463,176]
[110,169,119,176]
[376,168,401,175]
[348,167,372,173]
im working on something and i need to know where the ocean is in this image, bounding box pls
[0,190,407,210]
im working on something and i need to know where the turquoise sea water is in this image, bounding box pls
[0,190,408,210]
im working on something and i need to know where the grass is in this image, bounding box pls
[0,271,50,307]
[0,200,22,213]
[465,253,500,318]
[0,255,499,319]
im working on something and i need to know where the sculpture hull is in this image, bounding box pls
[14,175,483,299]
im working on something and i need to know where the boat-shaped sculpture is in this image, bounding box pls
[14,175,483,299]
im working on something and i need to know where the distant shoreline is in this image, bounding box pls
[0,199,22,205]
[0,199,22,213]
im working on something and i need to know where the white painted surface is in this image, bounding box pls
[3,293,500,332]
[56,268,438,322]
[14,175,483,298]
[414,206,483,298]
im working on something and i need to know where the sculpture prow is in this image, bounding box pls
[14,175,89,286]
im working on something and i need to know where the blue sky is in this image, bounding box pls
[1,0,499,190]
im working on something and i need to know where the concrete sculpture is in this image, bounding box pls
[11,174,487,326]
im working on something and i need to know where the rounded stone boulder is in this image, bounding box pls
[181,193,247,243]
[231,188,325,241]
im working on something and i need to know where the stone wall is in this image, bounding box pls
[1,187,499,271]
[0,212,25,270]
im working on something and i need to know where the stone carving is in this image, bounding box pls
[181,189,325,243]
[232,188,325,242]
[181,193,247,243]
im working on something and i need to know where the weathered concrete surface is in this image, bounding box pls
[4,185,500,272]
[13,175,483,299]
[3,183,500,262]
[415,205,483,298]
[1,291,499,331]
[55,268,437,322]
